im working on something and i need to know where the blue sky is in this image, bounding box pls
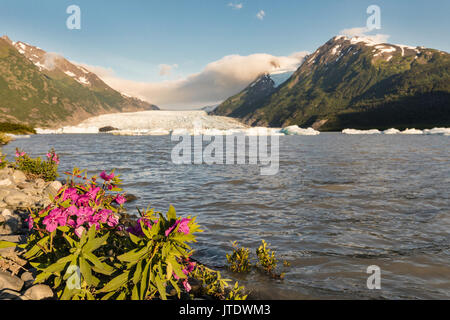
[1,0,449,108]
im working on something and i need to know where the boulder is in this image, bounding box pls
[23,284,54,300]
[4,190,31,207]
[43,181,62,198]
[34,178,46,189]
[0,289,23,300]
[12,170,27,183]
[99,126,119,132]
[0,178,13,187]
[0,271,24,292]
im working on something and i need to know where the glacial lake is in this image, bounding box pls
[4,133,450,299]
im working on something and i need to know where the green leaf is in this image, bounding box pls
[79,257,100,287]
[140,260,151,300]
[167,205,177,221]
[132,284,140,300]
[118,247,147,263]
[133,260,143,285]
[83,232,109,253]
[99,271,130,293]
[83,252,114,275]
[154,275,167,300]
[24,236,49,259]
[0,240,17,248]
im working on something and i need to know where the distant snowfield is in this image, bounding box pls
[342,128,450,136]
[35,111,321,136]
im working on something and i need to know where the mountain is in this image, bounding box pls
[212,71,294,118]
[0,35,158,128]
[214,36,450,130]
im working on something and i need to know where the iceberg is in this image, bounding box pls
[383,128,401,135]
[400,128,423,135]
[342,129,381,135]
[423,127,450,135]
[280,126,320,136]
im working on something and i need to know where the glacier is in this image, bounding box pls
[35,110,321,136]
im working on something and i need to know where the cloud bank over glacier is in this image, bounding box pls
[74,51,308,109]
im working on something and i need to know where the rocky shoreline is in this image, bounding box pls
[0,166,62,300]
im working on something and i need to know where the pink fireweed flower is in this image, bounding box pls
[182,280,191,292]
[42,208,67,232]
[182,261,196,276]
[76,194,91,207]
[46,153,52,159]
[62,188,79,203]
[177,218,191,235]
[100,171,115,181]
[107,214,119,227]
[165,218,191,237]
[114,195,126,205]
[15,150,25,157]
[87,186,101,201]
[25,216,34,230]
[76,207,94,227]
[75,226,86,238]
[96,209,112,224]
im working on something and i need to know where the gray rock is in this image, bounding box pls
[20,271,35,284]
[12,170,27,183]
[4,190,31,207]
[43,181,62,198]
[0,271,24,292]
[0,178,13,187]
[0,188,11,201]
[34,178,45,189]
[0,209,22,235]
[23,284,54,300]
[0,289,23,300]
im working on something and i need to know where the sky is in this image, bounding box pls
[1,0,449,109]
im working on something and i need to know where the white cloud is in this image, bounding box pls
[43,52,63,70]
[339,26,390,44]
[74,51,308,109]
[256,10,265,20]
[228,2,243,10]
[158,64,178,76]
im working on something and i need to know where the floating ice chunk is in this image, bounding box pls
[342,129,381,135]
[383,128,401,134]
[281,126,320,136]
[423,127,450,135]
[400,128,423,135]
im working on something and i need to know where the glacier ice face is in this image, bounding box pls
[35,110,323,137]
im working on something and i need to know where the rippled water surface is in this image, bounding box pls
[4,133,450,299]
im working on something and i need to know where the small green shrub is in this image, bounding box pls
[226,241,251,273]
[14,148,59,181]
[256,240,278,276]
[0,122,36,134]
[0,132,12,145]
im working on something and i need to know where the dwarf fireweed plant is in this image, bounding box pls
[226,241,251,273]
[6,166,247,300]
[226,240,287,280]
[14,148,59,181]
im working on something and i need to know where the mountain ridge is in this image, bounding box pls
[213,35,450,130]
[0,35,158,128]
